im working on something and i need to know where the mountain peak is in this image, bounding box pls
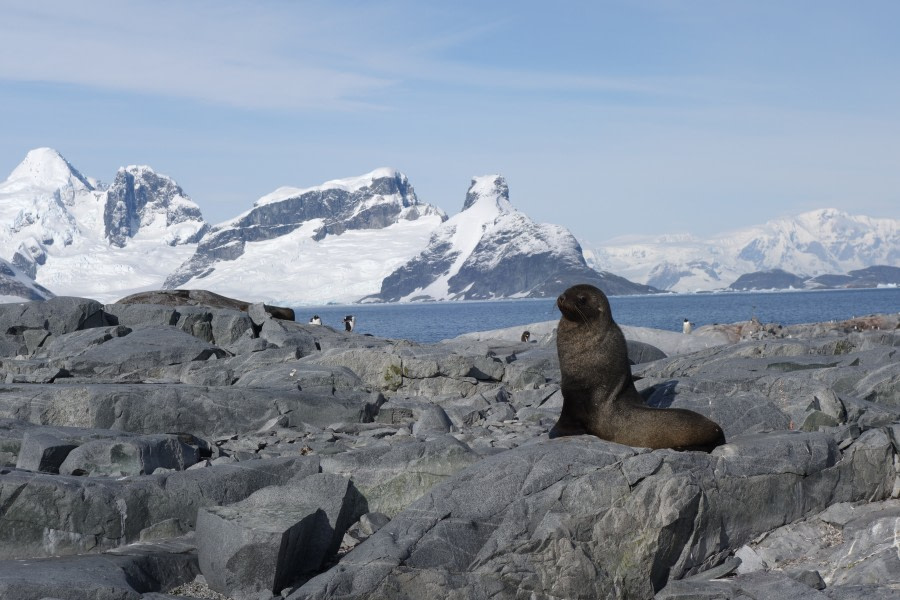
[7,148,93,192]
[253,167,406,209]
[462,175,510,211]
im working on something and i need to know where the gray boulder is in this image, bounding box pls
[58,434,201,476]
[197,473,366,598]
[57,326,227,378]
[259,318,321,355]
[0,297,110,339]
[626,339,667,364]
[412,405,455,437]
[15,431,78,473]
[35,324,132,360]
[0,538,198,600]
[0,456,319,559]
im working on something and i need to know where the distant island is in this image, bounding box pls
[729,265,900,291]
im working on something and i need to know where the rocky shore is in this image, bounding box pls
[0,294,897,600]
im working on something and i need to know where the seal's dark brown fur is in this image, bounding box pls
[550,284,725,452]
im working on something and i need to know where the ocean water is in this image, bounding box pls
[297,287,900,344]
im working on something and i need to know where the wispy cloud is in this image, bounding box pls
[0,1,689,110]
[0,1,396,110]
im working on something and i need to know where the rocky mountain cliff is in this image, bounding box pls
[104,165,208,248]
[586,209,900,292]
[162,168,449,304]
[366,175,656,302]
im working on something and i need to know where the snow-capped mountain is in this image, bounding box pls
[164,168,448,304]
[366,175,656,302]
[4,149,894,305]
[585,209,900,292]
[0,148,207,301]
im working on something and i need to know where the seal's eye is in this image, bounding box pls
[577,295,587,304]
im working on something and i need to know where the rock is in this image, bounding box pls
[232,362,364,394]
[292,427,895,600]
[248,302,270,327]
[626,339,667,364]
[197,473,366,598]
[58,433,201,476]
[22,327,51,354]
[58,326,228,378]
[115,289,295,321]
[0,537,198,600]
[105,302,257,349]
[15,431,78,473]
[0,456,319,559]
[0,383,379,438]
[0,295,897,599]
[35,325,133,360]
[0,297,111,339]
[259,319,322,356]
[320,435,480,517]
[656,571,829,599]
[411,405,455,437]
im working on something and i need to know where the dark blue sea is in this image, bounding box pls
[297,288,900,344]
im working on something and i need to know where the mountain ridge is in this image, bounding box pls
[0,148,896,304]
[585,208,899,292]
[366,175,656,302]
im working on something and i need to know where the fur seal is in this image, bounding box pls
[551,284,725,452]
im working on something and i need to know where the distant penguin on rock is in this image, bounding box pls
[683,319,693,334]
[521,330,531,342]
[309,315,322,325]
[343,315,355,332]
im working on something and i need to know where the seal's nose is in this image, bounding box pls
[557,293,566,307]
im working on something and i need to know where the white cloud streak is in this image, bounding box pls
[0,1,686,110]
[0,1,395,110]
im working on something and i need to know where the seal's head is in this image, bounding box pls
[557,284,612,325]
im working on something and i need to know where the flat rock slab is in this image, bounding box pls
[58,326,227,377]
[0,383,379,438]
[726,498,900,590]
[0,537,198,600]
[115,288,296,321]
[320,434,480,517]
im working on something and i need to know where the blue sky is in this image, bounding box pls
[1,0,898,244]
